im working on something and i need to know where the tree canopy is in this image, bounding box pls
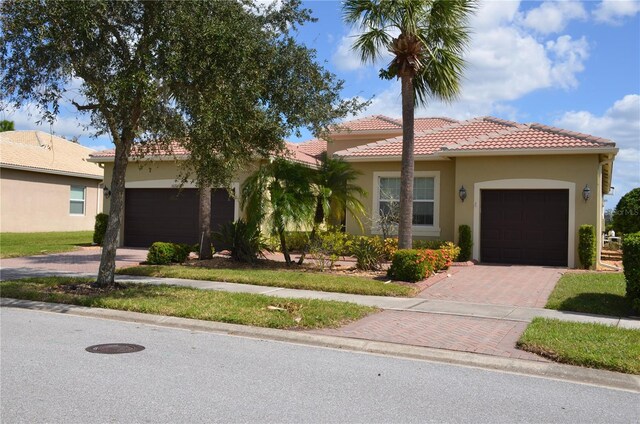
[1,0,364,285]
[613,188,640,235]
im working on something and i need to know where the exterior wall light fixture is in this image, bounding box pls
[459,185,467,202]
[582,184,591,202]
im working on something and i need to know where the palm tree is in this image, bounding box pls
[314,152,366,230]
[242,158,316,265]
[344,0,476,248]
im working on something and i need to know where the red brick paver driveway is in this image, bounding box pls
[313,264,564,361]
[419,264,564,308]
[0,247,147,280]
[313,310,545,361]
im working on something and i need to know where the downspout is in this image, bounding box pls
[597,157,619,271]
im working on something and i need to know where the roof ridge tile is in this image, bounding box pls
[528,122,615,146]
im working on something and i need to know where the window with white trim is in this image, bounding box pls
[70,185,85,215]
[379,176,435,225]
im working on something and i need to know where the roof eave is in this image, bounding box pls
[0,163,104,180]
[436,147,619,157]
[336,154,449,162]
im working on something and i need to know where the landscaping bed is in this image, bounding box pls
[117,258,416,297]
[0,277,377,330]
[517,318,640,374]
[0,231,93,258]
[545,272,633,317]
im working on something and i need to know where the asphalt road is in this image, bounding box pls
[1,308,638,423]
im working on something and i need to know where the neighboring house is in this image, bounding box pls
[89,115,617,269]
[0,131,104,232]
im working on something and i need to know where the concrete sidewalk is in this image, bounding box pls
[112,273,640,329]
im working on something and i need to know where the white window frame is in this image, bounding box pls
[372,171,440,237]
[70,185,86,216]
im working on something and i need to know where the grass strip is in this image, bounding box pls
[0,277,376,330]
[0,231,93,258]
[517,318,640,374]
[117,265,415,297]
[545,272,633,317]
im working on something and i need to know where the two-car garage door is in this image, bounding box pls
[480,189,569,267]
[124,188,235,247]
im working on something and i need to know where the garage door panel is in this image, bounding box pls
[481,189,568,266]
[125,188,235,248]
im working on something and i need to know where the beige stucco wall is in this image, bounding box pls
[453,154,601,268]
[101,160,258,245]
[0,168,102,232]
[345,159,456,242]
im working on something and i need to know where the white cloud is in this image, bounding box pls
[546,35,589,88]
[593,0,640,24]
[522,1,587,34]
[555,94,640,204]
[332,27,367,71]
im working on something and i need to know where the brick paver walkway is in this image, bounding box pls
[0,247,147,280]
[418,265,563,308]
[312,310,546,361]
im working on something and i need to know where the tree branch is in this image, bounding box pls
[71,100,100,111]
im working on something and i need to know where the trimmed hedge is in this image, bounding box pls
[388,247,457,282]
[578,225,596,269]
[622,232,640,314]
[388,250,426,282]
[457,225,472,262]
[147,242,191,265]
[93,213,109,245]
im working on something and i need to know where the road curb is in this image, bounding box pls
[2,297,639,393]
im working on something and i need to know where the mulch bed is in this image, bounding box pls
[44,282,126,296]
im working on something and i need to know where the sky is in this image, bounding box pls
[2,0,639,207]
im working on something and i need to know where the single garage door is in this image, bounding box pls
[124,188,235,247]
[481,189,568,266]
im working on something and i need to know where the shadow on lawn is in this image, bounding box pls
[559,293,633,318]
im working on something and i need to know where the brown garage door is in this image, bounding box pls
[124,188,235,247]
[481,189,568,266]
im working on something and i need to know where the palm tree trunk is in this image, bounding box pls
[398,73,415,249]
[279,228,291,265]
[95,144,129,287]
[199,186,212,259]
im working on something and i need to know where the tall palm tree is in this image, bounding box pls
[242,158,316,265]
[344,0,476,248]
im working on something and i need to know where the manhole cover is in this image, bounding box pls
[85,343,145,354]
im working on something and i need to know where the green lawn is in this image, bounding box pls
[117,265,415,297]
[545,272,633,317]
[0,231,93,258]
[517,318,640,374]
[0,277,376,330]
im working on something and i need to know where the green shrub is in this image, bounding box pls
[578,225,596,269]
[440,242,461,268]
[214,220,269,263]
[622,232,640,314]
[352,237,385,271]
[172,243,191,263]
[412,239,446,250]
[93,213,109,245]
[457,225,472,262]
[147,242,176,265]
[388,250,427,282]
[285,231,310,252]
[613,188,640,235]
[308,231,353,271]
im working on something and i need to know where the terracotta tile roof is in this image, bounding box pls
[0,130,103,179]
[441,122,616,152]
[414,117,458,132]
[334,117,616,158]
[335,117,518,158]
[296,138,327,158]
[333,115,402,131]
[90,141,319,167]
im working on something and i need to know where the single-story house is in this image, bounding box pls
[89,115,617,268]
[0,130,104,232]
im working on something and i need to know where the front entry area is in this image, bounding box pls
[124,188,235,248]
[480,189,569,266]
